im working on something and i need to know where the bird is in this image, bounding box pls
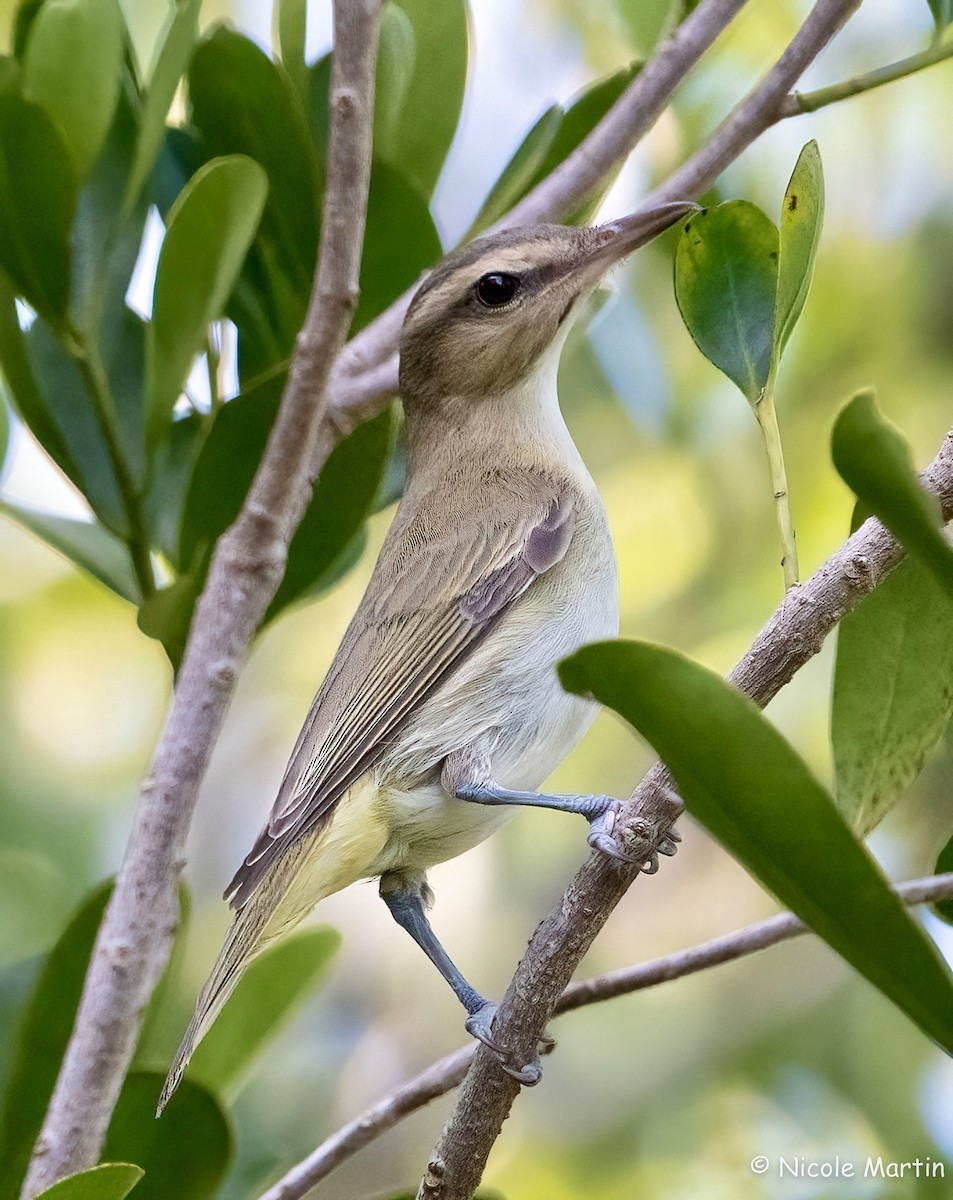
[158,199,693,1111]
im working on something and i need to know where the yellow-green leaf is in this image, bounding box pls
[146,155,267,447]
[560,640,953,1055]
[22,0,124,179]
[833,555,953,835]
[187,927,340,1098]
[831,391,953,599]
[35,1164,143,1200]
[0,91,75,325]
[775,139,824,357]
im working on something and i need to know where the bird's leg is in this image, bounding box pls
[446,762,679,871]
[379,874,542,1084]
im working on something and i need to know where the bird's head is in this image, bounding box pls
[398,200,696,409]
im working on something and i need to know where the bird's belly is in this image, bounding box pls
[370,780,516,876]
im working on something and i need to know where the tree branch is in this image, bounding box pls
[260,871,953,1200]
[419,453,952,1192]
[21,3,383,1193]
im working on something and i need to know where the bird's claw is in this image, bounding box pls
[588,807,682,873]
[586,802,636,864]
[464,1001,545,1085]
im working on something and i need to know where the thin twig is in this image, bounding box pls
[259,871,953,1200]
[781,36,953,115]
[21,3,383,1194]
[419,7,869,1196]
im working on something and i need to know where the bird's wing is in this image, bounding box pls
[225,477,577,909]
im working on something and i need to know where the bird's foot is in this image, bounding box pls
[465,1001,544,1085]
[588,804,682,873]
[586,800,636,863]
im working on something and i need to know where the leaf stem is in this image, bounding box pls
[68,331,155,598]
[785,38,953,115]
[755,375,799,589]
[205,324,223,420]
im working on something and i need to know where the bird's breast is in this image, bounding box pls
[378,487,618,810]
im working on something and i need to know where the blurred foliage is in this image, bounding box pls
[0,1,952,1198]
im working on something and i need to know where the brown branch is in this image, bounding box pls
[259,871,953,1200]
[21,3,384,1194]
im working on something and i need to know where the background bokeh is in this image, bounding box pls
[2,0,953,1197]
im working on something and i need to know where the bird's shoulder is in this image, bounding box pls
[363,461,589,621]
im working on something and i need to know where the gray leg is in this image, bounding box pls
[454,782,679,869]
[379,876,541,1084]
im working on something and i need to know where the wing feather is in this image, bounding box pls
[225,478,577,909]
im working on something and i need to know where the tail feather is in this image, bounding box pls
[157,831,321,1115]
[157,903,265,1114]
[158,776,384,1115]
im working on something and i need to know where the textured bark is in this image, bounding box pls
[22,3,383,1193]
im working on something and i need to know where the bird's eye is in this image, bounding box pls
[475,272,520,307]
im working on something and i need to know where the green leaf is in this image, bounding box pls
[0,496,139,600]
[146,154,267,446]
[24,318,128,534]
[356,161,443,331]
[0,53,21,92]
[0,881,113,1197]
[0,270,77,478]
[0,387,9,472]
[22,0,124,179]
[179,378,393,622]
[0,90,75,325]
[833,556,953,835]
[674,201,778,403]
[373,2,416,160]
[72,91,148,377]
[188,927,340,1097]
[178,374,284,568]
[524,64,640,226]
[143,410,205,569]
[379,0,468,196]
[617,0,675,55]
[926,0,953,33]
[103,1072,231,1200]
[831,391,953,598]
[559,640,953,1053]
[35,1164,143,1200]
[267,407,395,621]
[24,319,129,533]
[0,848,71,966]
[469,105,561,235]
[135,885,191,1069]
[934,835,953,925]
[187,27,319,295]
[136,573,201,670]
[124,0,202,212]
[275,0,308,103]
[775,140,824,358]
[13,0,46,58]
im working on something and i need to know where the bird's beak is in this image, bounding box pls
[582,199,699,279]
[595,199,696,262]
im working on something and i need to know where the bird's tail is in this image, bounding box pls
[157,830,321,1115]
